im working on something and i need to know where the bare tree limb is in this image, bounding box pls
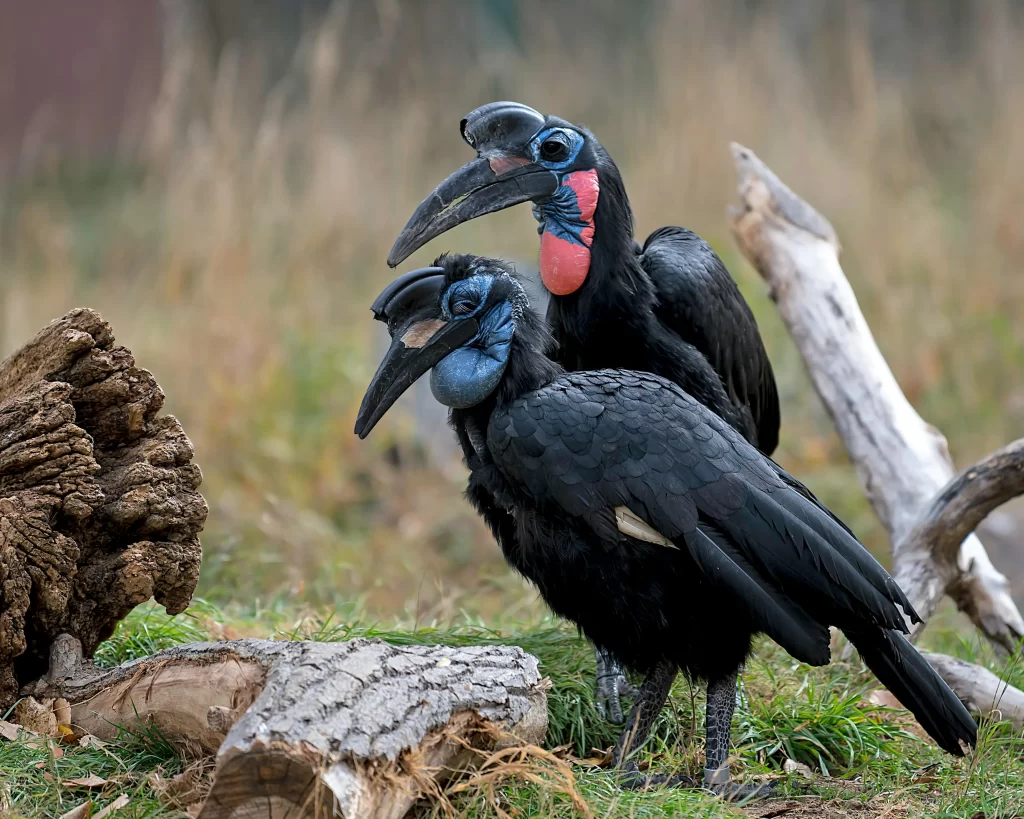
[727,142,1024,647]
[727,142,1024,721]
[905,438,1024,563]
[896,438,1024,650]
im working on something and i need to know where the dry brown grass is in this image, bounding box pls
[2,1,1022,616]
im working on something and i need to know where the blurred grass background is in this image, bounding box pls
[2,0,1023,621]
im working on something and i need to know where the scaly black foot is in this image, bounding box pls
[606,659,679,782]
[615,761,773,798]
[594,646,640,723]
[702,671,774,802]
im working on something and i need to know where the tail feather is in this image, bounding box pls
[848,629,977,756]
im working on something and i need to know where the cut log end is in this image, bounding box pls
[1,308,207,709]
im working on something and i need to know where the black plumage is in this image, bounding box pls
[356,256,977,797]
[388,101,780,455]
[544,154,779,455]
[387,102,782,717]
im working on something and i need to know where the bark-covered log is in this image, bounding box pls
[24,637,548,819]
[0,308,206,709]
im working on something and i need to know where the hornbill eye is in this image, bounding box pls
[452,297,478,316]
[540,136,569,161]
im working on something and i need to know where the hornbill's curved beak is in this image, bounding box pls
[356,266,476,439]
[387,156,558,267]
[354,315,479,438]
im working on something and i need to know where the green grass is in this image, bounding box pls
[3,605,1024,818]
[0,720,185,819]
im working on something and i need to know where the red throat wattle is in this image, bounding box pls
[539,170,599,296]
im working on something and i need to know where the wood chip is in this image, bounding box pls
[758,807,797,818]
[15,696,59,737]
[93,795,129,818]
[55,698,72,727]
[0,720,23,741]
[58,801,92,819]
[64,774,108,789]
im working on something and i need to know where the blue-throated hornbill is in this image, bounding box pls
[387,101,780,721]
[355,255,976,796]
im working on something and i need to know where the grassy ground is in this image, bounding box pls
[2,603,1021,819]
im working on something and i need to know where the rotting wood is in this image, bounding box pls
[727,143,1024,718]
[0,308,207,710]
[24,637,548,819]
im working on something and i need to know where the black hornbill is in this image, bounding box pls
[387,101,780,720]
[355,255,976,798]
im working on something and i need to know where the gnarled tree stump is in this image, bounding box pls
[0,308,206,708]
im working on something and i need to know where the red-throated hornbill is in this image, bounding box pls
[355,255,976,798]
[387,101,780,721]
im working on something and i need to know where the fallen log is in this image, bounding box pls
[0,308,206,709]
[24,637,548,819]
[728,144,1024,721]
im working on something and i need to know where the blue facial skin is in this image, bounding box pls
[533,180,591,247]
[527,126,584,172]
[527,127,590,247]
[430,276,516,409]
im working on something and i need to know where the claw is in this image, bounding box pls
[617,766,775,800]
[594,646,637,723]
[620,771,697,790]
[704,767,777,802]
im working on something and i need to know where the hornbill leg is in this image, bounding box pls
[594,646,640,723]
[704,671,775,801]
[612,660,695,789]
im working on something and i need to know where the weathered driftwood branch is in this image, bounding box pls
[0,309,207,709]
[727,143,1024,719]
[24,637,547,819]
[727,143,1024,646]
[897,438,1024,648]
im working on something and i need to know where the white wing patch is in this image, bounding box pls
[615,506,678,549]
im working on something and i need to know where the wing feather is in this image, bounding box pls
[641,227,780,454]
[490,370,912,654]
